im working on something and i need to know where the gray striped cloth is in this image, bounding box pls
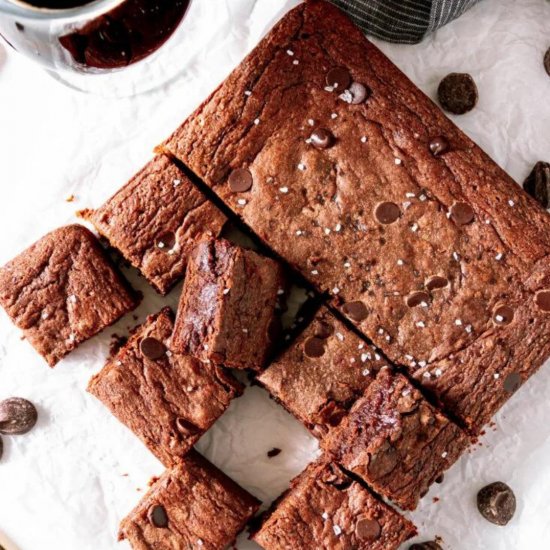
[331,0,481,43]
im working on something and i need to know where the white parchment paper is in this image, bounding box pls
[0,0,549,549]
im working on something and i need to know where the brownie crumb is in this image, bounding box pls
[65,194,76,203]
[267,448,282,458]
[109,333,128,357]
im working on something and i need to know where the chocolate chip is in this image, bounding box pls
[342,301,368,321]
[406,291,430,308]
[326,67,351,91]
[304,337,326,358]
[374,202,401,224]
[477,482,516,525]
[139,337,166,360]
[409,542,443,550]
[228,168,253,192]
[0,398,38,435]
[523,161,550,209]
[535,290,550,312]
[148,504,169,528]
[348,82,369,104]
[156,231,176,250]
[175,418,199,435]
[503,372,522,393]
[425,275,449,291]
[544,47,550,78]
[493,305,514,326]
[450,202,475,225]
[435,474,444,484]
[310,128,334,150]
[314,321,334,339]
[437,72,478,115]
[267,447,281,458]
[429,136,450,156]
[355,517,381,541]
[368,441,398,478]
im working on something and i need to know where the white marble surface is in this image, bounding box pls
[0,0,549,549]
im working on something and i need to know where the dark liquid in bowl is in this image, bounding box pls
[21,0,94,7]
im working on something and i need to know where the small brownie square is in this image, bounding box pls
[251,460,416,550]
[172,238,286,371]
[0,224,139,367]
[322,368,470,510]
[257,306,388,437]
[119,450,260,549]
[79,155,227,295]
[87,307,243,467]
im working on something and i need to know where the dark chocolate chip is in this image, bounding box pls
[310,128,334,150]
[348,82,369,104]
[267,447,281,458]
[326,66,351,91]
[148,504,169,528]
[342,301,368,322]
[314,321,334,339]
[355,517,381,541]
[0,398,38,435]
[409,542,443,550]
[437,72,478,115]
[228,168,253,192]
[429,136,450,156]
[544,47,550,78]
[426,275,449,291]
[139,337,166,360]
[156,231,176,250]
[503,372,522,394]
[304,337,326,358]
[477,482,516,526]
[175,418,199,436]
[374,202,401,224]
[15,22,25,32]
[535,290,550,312]
[493,305,514,326]
[435,474,444,484]
[523,161,550,209]
[406,291,430,308]
[368,441,398,478]
[450,202,475,225]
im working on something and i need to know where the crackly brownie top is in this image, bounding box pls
[88,307,243,467]
[80,155,227,294]
[0,224,138,366]
[252,460,416,550]
[119,450,260,550]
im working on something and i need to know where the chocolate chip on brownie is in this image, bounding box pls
[228,168,253,192]
[147,504,169,528]
[503,372,522,394]
[139,337,166,360]
[425,275,449,291]
[304,336,326,358]
[449,202,475,225]
[477,482,516,525]
[374,202,401,224]
[544,47,550,77]
[340,82,370,104]
[310,128,334,150]
[535,290,550,312]
[429,136,450,156]
[356,517,381,541]
[0,398,38,435]
[175,418,199,436]
[342,300,368,321]
[326,67,351,91]
[523,161,550,209]
[156,231,176,250]
[406,291,430,308]
[493,305,514,326]
[438,73,478,114]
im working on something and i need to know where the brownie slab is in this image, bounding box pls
[79,155,227,295]
[257,306,388,438]
[321,368,470,510]
[251,460,416,550]
[87,307,243,467]
[172,238,286,371]
[0,224,139,367]
[161,0,550,432]
[119,450,260,550]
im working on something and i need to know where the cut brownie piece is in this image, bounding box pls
[119,450,260,549]
[79,155,227,295]
[161,0,550,432]
[87,307,243,467]
[321,368,470,510]
[0,224,139,367]
[251,460,416,550]
[257,306,388,437]
[172,238,286,371]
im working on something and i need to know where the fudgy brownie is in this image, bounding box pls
[161,0,550,432]
[0,224,139,367]
[321,368,470,511]
[251,459,416,549]
[87,307,243,467]
[257,306,388,437]
[119,450,260,549]
[172,238,286,371]
[79,155,227,295]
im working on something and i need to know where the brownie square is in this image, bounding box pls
[251,460,416,550]
[87,307,243,467]
[172,238,286,371]
[257,306,388,438]
[0,224,139,367]
[119,450,260,549]
[79,155,227,295]
[321,368,470,510]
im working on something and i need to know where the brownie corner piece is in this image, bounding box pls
[119,450,260,549]
[251,459,416,550]
[87,307,243,467]
[0,223,139,367]
[172,238,286,370]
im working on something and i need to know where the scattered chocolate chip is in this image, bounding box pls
[503,372,522,394]
[493,305,514,326]
[326,67,351,91]
[0,398,38,435]
[304,337,326,358]
[148,504,169,528]
[406,291,430,308]
[355,517,381,541]
[477,482,516,526]
[535,290,550,312]
[314,321,334,339]
[228,168,253,192]
[429,136,450,156]
[450,202,475,225]
[310,128,334,150]
[348,82,369,104]
[523,161,550,209]
[374,202,401,224]
[437,72,478,115]
[267,447,281,458]
[175,418,199,436]
[15,22,25,32]
[342,301,368,322]
[156,231,176,250]
[544,47,550,78]
[435,474,444,484]
[409,542,443,550]
[139,337,166,360]
[425,275,449,291]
